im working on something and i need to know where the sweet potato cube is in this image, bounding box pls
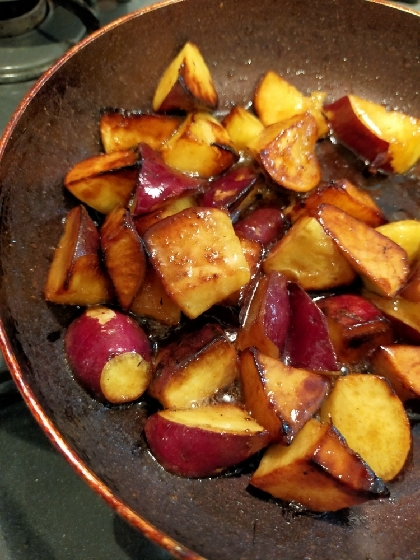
[250,418,383,512]
[364,292,420,344]
[371,344,420,402]
[64,149,138,214]
[317,294,394,364]
[100,110,182,153]
[130,266,181,326]
[313,423,387,495]
[222,237,263,307]
[236,271,290,358]
[152,41,218,113]
[240,348,329,443]
[161,112,238,178]
[254,113,321,193]
[133,195,196,237]
[222,105,264,153]
[132,143,202,215]
[148,323,238,409]
[253,71,328,137]
[200,165,258,210]
[143,207,250,319]
[100,206,147,310]
[287,179,386,227]
[324,94,420,174]
[317,204,409,297]
[144,404,271,478]
[262,216,356,291]
[44,205,112,305]
[376,220,420,265]
[320,374,411,481]
[234,207,285,248]
[283,282,339,372]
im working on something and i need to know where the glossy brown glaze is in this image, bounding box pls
[0,0,420,559]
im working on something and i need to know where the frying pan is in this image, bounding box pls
[0,0,419,558]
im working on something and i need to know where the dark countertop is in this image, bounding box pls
[0,396,174,560]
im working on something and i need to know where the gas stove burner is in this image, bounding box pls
[0,0,99,83]
[0,0,47,37]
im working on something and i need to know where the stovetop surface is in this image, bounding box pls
[0,1,419,559]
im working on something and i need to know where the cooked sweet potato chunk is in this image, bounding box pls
[132,143,202,215]
[222,105,264,153]
[250,418,386,512]
[320,374,411,481]
[318,294,394,364]
[44,205,112,305]
[371,344,420,402]
[143,207,250,319]
[240,348,329,443]
[254,70,328,137]
[262,216,356,291]
[145,404,271,478]
[254,113,321,192]
[64,148,138,214]
[152,41,218,113]
[130,265,181,326]
[317,204,409,297]
[287,179,386,227]
[237,271,290,359]
[100,110,182,153]
[149,323,238,408]
[160,112,238,177]
[100,205,147,310]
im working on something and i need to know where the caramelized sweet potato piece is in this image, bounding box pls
[318,294,394,365]
[371,344,420,402]
[149,323,238,408]
[133,195,196,237]
[317,204,409,297]
[100,205,147,310]
[240,348,329,443]
[200,165,258,210]
[65,306,152,404]
[143,207,250,319]
[254,113,321,192]
[222,105,264,153]
[161,112,238,178]
[254,71,328,137]
[283,282,340,371]
[152,41,218,113]
[237,271,290,359]
[130,265,181,326]
[251,418,386,512]
[376,220,420,265]
[287,179,386,227]
[64,149,138,214]
[262,216,356,291]
[131,143,202,215]
[234,207,285,248]
[363,292,420,344]
[44,205,112,305]
[320,374,411,481]
[324,94,420,174]
[145,404,271,478]
[100,110,182,153]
